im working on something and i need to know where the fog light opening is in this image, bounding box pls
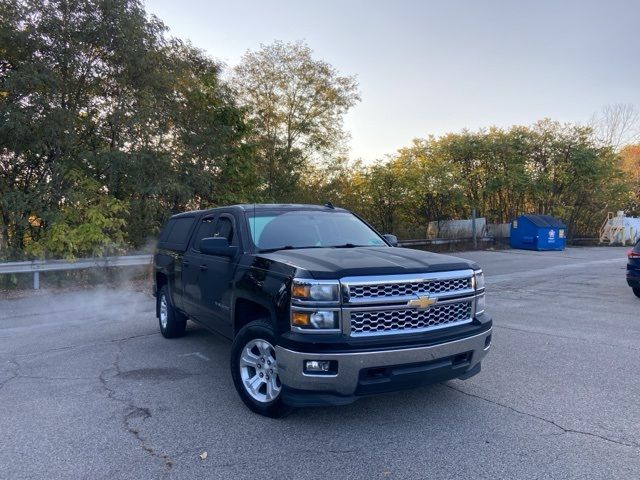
[485,334,492,349]
[305,360,331,373]
[366,367,388,379]
[452,353,470,366]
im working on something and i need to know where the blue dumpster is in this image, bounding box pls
[510,214,567,251]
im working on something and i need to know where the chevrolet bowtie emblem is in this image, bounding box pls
[407,295,438,309]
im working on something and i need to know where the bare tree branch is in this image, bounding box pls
[589,103,640,150]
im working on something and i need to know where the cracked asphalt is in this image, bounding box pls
[1,246,639,479]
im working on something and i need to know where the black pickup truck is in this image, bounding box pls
[153,204,492,417]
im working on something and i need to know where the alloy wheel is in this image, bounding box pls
[159,295,168,329]
[239,339,281,403]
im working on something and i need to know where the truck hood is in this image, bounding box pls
[257,247,479,279]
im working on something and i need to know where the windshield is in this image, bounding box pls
[246,210,388,252]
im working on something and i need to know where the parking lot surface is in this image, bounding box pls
[1,247,638,479]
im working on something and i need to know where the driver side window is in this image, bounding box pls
[215,217,235,246]
[192,217,217,251]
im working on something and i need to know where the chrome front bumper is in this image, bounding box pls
[276,328,492,396]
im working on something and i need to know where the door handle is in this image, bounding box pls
[183,260,190,268]
[199,264,208,271]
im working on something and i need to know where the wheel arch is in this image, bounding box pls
[233,297,275,336]
[155,273,169,318]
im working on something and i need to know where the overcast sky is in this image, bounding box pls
[146,0,640,162]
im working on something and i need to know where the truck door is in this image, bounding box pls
[182,214,217,320]
[197,214,239,338]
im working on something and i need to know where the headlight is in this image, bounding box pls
[291,309,340,331]
[473,270,485,315]
[475,294,486,315]
[291,279,341,333]
[473,270,485,291]
[292,280,340,302]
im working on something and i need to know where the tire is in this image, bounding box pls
[230,319,293,418]
[633,287,640,298]
[157,285,187,338]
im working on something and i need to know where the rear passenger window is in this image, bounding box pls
[166,218,194,245]
[158,217,195,251]
[634,240,640,253]
[158,221,174,242]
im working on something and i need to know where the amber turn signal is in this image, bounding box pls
[292,311,310,326]
[292,284,310,298]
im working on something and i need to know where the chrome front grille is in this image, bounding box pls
[341,270,477,336]
[350,301,473,336]
[348,277,472,300]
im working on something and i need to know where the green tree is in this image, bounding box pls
[0,0,250,259]
[24,173,128,259]
[349,122,629,240]
[359,159,405,234]
[232,41,360,201]
[394,138,466,237]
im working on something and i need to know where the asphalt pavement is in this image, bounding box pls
[1,246,638,479]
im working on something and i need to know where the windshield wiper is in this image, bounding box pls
[331,243,369,248]
[259,244,369,253]
[258,245,324,253]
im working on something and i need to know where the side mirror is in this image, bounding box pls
[383,234,398,247]
[200,237,238,257]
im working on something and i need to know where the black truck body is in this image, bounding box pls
[153,204,492,416]
[628,239,640,297]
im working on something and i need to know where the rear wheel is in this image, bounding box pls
[633,287,640,298]
[158,286,187,338]
[230,319,292,418]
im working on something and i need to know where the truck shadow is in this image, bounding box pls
[178,322,474,427]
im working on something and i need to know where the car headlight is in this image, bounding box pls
[291,279,341,332]
[291,280,340,302]
[291,309,340,331]
[473,270,485,291]
[475,294,486,315]
[473,270,485,315]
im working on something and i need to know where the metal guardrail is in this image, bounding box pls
[0,238,499,290]
[398,237,495,247]
[0,255,152,289]
[0,239,495,290]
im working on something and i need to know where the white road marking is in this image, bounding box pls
[486,257,626,285]
[179,352,211,361]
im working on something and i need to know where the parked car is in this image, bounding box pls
[627,239,640,298]
[153,204,492,417]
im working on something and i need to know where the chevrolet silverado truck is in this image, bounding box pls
[153,204,492,417]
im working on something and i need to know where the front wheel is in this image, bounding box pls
[633,287,640,298]
[230,319,292,418]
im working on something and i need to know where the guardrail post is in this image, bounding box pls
[472,208,478,249]
[33,271,40,290]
